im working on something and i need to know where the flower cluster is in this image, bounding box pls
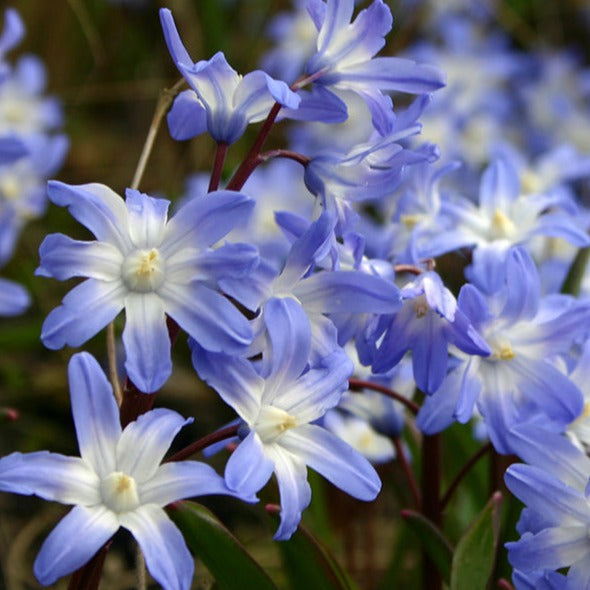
[2,1,590,589]
[0,8,67,316]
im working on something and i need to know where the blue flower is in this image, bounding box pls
[372,270,490,394]
[417,247,588,453]
[303,0,445,133]
[37,181,256,393]
[160,8,300,144]
[0,352,250,590]
[504,424,590,587]
[416,157,590,267]
[193,297,381,540]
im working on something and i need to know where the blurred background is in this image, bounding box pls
[1,0,590,588]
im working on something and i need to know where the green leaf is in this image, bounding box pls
[169,501,278,590]
[450,491,503,590]
[401,509,454,583]
[269,507,357,590]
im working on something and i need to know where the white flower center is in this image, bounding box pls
[490,208,516,240]
[254,405,298,444]
[0,175,21,201]
[100,471,140,513]
[121,248,165,292]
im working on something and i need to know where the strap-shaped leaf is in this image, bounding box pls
[450,491,503,590]
[169,501,278,590]
[268,506,358,590]
[401,509,454,583]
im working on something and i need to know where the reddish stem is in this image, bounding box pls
[166,423,240,462]
[226,102,283,191]
[440,442,492,510]
[67,542,111,590]
[392,436,421,508]
[208,142,228,192]
[421,433,442,590]
[348,378,419,415]
[258,149,310,167]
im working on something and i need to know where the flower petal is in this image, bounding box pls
[263,297,311,397]
[120,504,193,590]
[122,292,171,393]
[124,189,169,249]
[162,190,254,253]
[265,445,311,540]
[34,505,118,586]
[507,525,590,573]
[161,283,252,354]
[117,408,191,482]
[224,431,274,496]
[282,424,381,500]
[37,234,123,281]
[41,279,126,349]
[141,461,248,506]
[68,352,121,477]
[191,345,263,422]
[0,451,100,505]
[46,181,131,251]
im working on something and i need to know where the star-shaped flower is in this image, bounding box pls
[37,181,256,392]
[0,352,249,590]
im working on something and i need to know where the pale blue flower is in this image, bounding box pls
[303,0,445,133]
[417,247,588,453]
[505,424,590,588]
[37,181,256,393]
[0,352,249,590]
[160,8,300,144]
[193,297,381,540]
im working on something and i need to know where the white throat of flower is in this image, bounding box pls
[121,248,166,292]
[253,405,298,444]
[100,471,140,513]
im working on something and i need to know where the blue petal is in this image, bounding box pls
[0,8,24,55]
[142,461,252,506]
[265,446,311,540]
[282,424,381,500]
[120,505,193,590]
[294,270,401,314]
[46,181,131,252]
[332,57,445,93]
[280,87,348,124]
[263,297,311,395]
[159,8,193,67]
[117,408,191,481]
[0,277,29,316]
[507,525,590,573]
[162,283,252,354]
[0,451,100,505]
[163,190,254,253]
[68,352,121,477]
[507,425,590,489]
[34,505,119,586]
[37,234,123,281]
[412,313,449,394]
[41,279,126,349]
[191,344,263,422]
[225,431,274,496]
[479,158,520,213]
[275,211,336,290]
[122,292,171,393]
[167,90,208,140]
[124,189,169,249]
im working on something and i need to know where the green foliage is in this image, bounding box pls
[450,492,503,590]
[169,501,278,590]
